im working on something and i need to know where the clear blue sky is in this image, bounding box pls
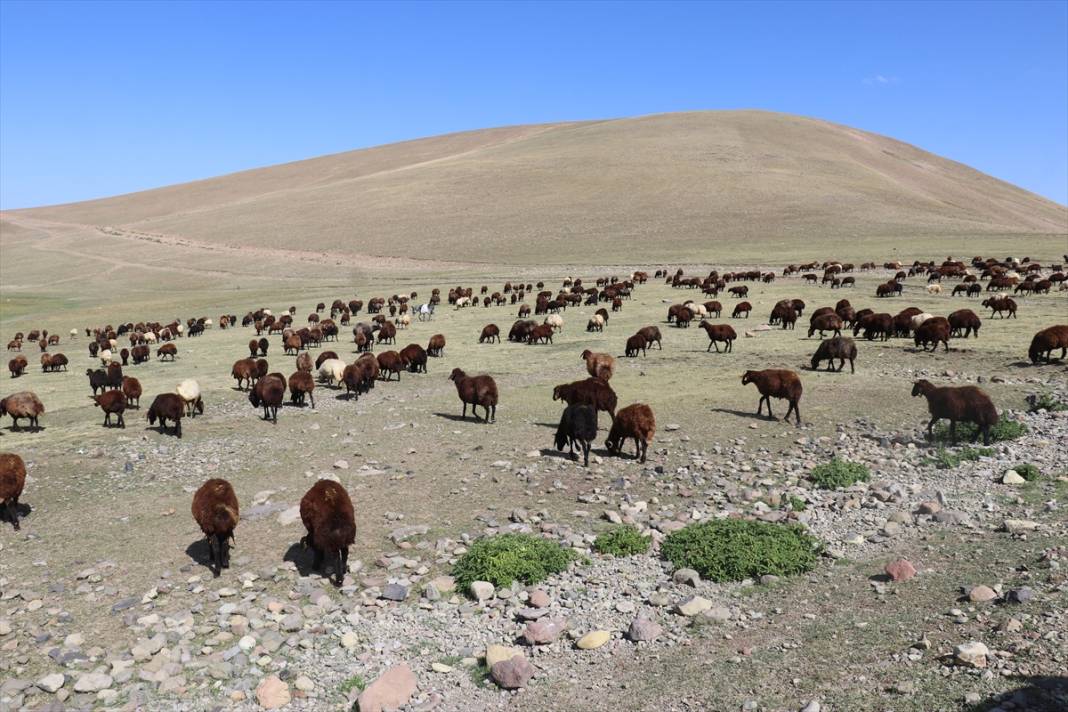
[1,0,1066,209]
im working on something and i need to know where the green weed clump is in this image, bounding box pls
[1012,463,1041,481]
[809,458,870,490]
[452,533,575,590]
[931,419,1027,443]
[593,525,651,557]
[925,446,995,469]
[661,519,822,583]
[1027,393,1068,413]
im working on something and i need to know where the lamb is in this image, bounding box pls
[376,350,404,381]
[448,368,498,422]
[604,403,656,463]
[122,376,142,408]
[926,283,943,295]
[156,343,178,361]
[731,301,752,318]
[554,403,598,466]
[911,379,998,444]
[399,343,428,374]
[176,379,204,418]
[427,334,446,357]
[299,479,356,586]
[552,377,617,420]
[807,314,843,338]
[741,369,803,424]
[8,355,27,378]
[1028,325,1068,364]
[948,309,982,338]
[914,317,951,352]
[147,393,184,437]
[586,314,605,332]
[625,333,648,357]
[93,390,127,427]
[810,336,857,373]
[479,324,501,343]
[0,453,27,530]
[250,373,286,422]
[191,478,240,577]
[580,350,615,381]
[637,326,662,349]
[699,322,737,353]
[288,370,316,407]
[544,314,564,332]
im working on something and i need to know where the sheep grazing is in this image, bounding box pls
[399,343,428,374]
[191,478,240,577]
[544,314,564,332]
[699,322,737,353]
[376,351,404,381]
[250,374,286,422]
[479,324,501,343]
[247,339,259,358]
[93,390,127,428]
[808,314,843,338]
[176,379,204,417]
[157,343,178,361]
[288,370,316,408]
[8,355,27,378]
[926,283,943,295]
[314,351,338,370]
[982,296,1017,319]
[741,369,803,424]
[122,376,142,408]
[427,334,446,357]
[914,316,951,352]
[448,368,498,422]
[300,479,356,586]
[0,391,44,431]
[554,403,598,466]
[295,351,313,373]
[911,379,998,444]
[527,324,555,344]
[810,336,857,373]
[552,377,617,421]
[948,309,982,338]
[586,314,605,332]
[231,358,259,390]
[625,333,648,357]
[854,312,892,341]
[318,358,347,386]
[147,393,185,437]
[637,326,662,349]
[1028,325,1068,364]
[731,301,752,318]
[580,350,615,381]
[605,403,656,463]
[0,453,27,531]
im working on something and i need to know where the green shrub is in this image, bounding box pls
[339,674,365,694]
[785,495,806,512]
[452,533,575,589]
[931,419,1027,443]
[925,446,994,469]
[1013,463,1041,481]
[593,525,651,557]
[661,519,822,583]
[809,458,870,489]
[1027,393,1068,413]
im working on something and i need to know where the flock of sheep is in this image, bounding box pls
[2,255,1067,586]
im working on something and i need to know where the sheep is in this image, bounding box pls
[86,368,111,396]
[247,339,259,358]
[699,322,737,353]
[554,403,598,466]
[625,333,648,357]
[810,336,857,373]
[122,376,142,408]
[741,369,803,424]
[910,312,935,330]
[479,324,501,343]
[926,283,943,295]
[704,301,723,318]
[192,478,240,577]
[288,370,316,407]
[552,378,617,421]
[376,351,404,381]
[8,355,27,378]
[119,347,130,366]
[46,353,68,372]
[299,479,356,586]
[156,343,178,361]
[527,324,555,344]
[981,296,1017,318]
[399,343,428,374]
[637,326,662,349]
[854,312,892,341]
[294,351,313,373]
[605,403,656,463]
[99,348,112,365]
[1028,325,1068,364]
[948,309,982,338]
[731,301,752,318]
[231,358,259,390]
[580,350,615,381]
[769,303,797,329]
[1,391,44,431]
[250,373,286,422]
[376,322,397,345]
[176,379,204,418]
[448,368,498,422]
[586,314,605,332]
[93,389,127,427]
[147,393,184,437]
[911,379,998,444]
[0,453,27,530]
[914,317,951,352]
[427,334,446,357]
[807,314,843,338]
[284,334,302,355]
[131,344,150,364]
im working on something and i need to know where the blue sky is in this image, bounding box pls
[1,0,1066,209]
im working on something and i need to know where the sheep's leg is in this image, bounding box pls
[6,499,19,531]
[118,412,125,429]
[949,421,958,443]
[461,402,468,419]
[582,440,590,467]
[981,425,991,446]
[764,397,774,419]
[848,358,855,374]
[312,546,323,572]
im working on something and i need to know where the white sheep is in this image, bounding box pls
[587,314,606,331]
[204,318,213,329]
[684,301,709,318]
[176,324,185,336]
[395,313,411,329]
[454,296,471,309]
[544,314,564,331]
[175,379,203,417]
[144,331,158,344]
[263,309,273,317]
[926,284,943,295]
[317,358,346,385]
[99,349,113,365]
[69,328,78,340]
[911,313,935,330]
[108,338,117,349]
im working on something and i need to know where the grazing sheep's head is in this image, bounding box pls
[741,371,757,386]
[911,380,933,397]
[448,368,465,382]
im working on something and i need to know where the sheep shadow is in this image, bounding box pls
[3,425,45,433]
[282,541,343,584]
[709,406,780,422]
[0,502,32,527]
[184,538,213,571]
[1010,359,1063,368]
[144,426,181,439]
[333,392,358,401]
[432,412,490,423]
[962,675,1067,712]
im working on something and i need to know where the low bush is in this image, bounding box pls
[1013,463,1041,481]
[925,445,994,469]
[593,525,651,557]
[931,419,1027,443]
[453,533,575,589]
[809,458,870,489]
[661,519,822,583]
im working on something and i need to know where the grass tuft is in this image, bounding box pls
[661,519,822,583]
[593,525,651,557]
[931,419,1027,443]
[452,533,575,590]
[810,458,870,489]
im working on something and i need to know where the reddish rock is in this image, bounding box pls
[521,617,567,645]
[528,589,550,608]
[490,654,535,689]
[357,664,417,712]
[885,558,916,582]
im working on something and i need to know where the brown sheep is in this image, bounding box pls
[284,334,302,355]
[376,350,404,381]
[192,478,240,577]
[810,336,857,373]
[250,373,286,422]
[552,378,617,421]
[637,326,662,349]
[605,403,656,463]
[808,313,843,338]
[911,379,998,444]
[625,333,648,357]
[295,351,313,372]
[399,343,428,373]
[948,309,982,338]
[1028,325,1068,364]
[699,322,737,353]
[247,339,259,358]
[300,479,356,586]
[93,390,127,428]
[427,333,446,357]
[1,453,27,530]
[580,350,615,381]
[769,303,797,329]
[157,343,178,361]
[854,312,892,341]
[1,391,44,431]
[704,301,723,318]
[731,301,752,318]
[527,323,555,344]
[741,369,802,424]
[914,316,951,352]
[45,353,69,372]
[9,355,27,378]
[449,368,498,422]
[315,350,339,369]
[981,296,1017,318]
[479,324,501,343]
[147,393,184,437]
[376,322,397,345]
[231,358,257,390]
[288,370,316,408]
[122,376,142,408]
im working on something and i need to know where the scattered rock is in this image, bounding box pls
[676,596,712,617]
[522,618,568,645]
[469,581,494,602]
[73,673,112,693]
[490,654,535,689]
[954,641,989,668]
[36,673,65,693]
[884,558,916,582]
[357,663,417,712]
[1001,470,1025,485]
[626,616,663,642]
[968,585,997,603]
[576,630,610,649]
[256,675,291,709]
[672,568,700,586]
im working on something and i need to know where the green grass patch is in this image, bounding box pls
[661,519,822,583]
[785,495,806,512]
[1027,393,1068,413]
[452,533,575,590]
[924,445,994,469]
[593,525,651,557]
[467,660,491,688]
[809,458,870,489]
[339,674,366,694]
[931,419,1027,443]
[1012,463,1042,481]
